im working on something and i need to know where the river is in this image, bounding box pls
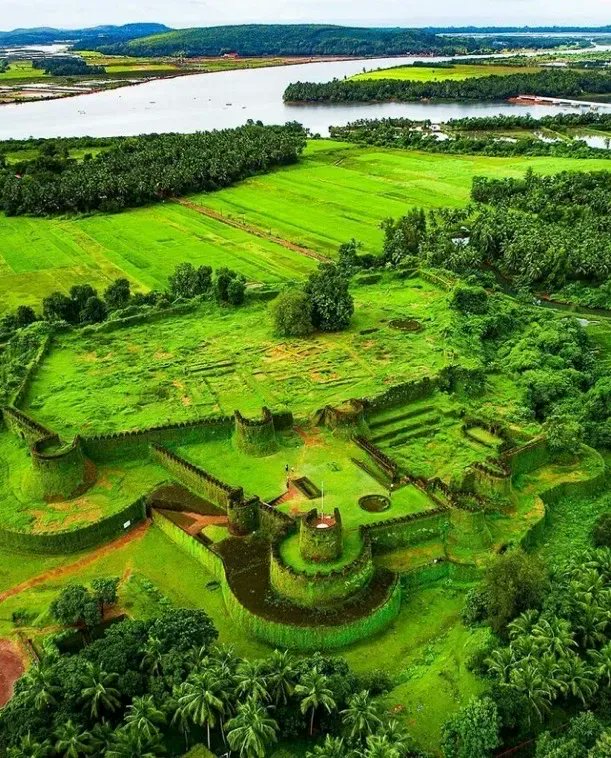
[0,51,607,140]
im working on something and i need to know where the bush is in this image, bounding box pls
[592,512,611,548]
[270,289,314,337]
[450,284,489,315]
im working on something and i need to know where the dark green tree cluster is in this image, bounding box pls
[329,117,611,159]
[32,56,105,77]
[382,170,611,302]
[0,604,412,758]
[270,260,354,337]
[50,579,120,630]
[284,69,611,104]
[0,123,306,216]
[86,23,490,58]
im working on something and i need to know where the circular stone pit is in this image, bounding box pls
[359,494,391,513]
[389,318,423,333]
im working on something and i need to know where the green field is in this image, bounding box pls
[23,276,461,436]
[1,141,611,313]
[352,63,541,82]
[0,61,46,81]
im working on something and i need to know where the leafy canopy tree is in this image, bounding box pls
[270,288,314,338]
[304,263,354,333]
[42,292,76,323]
[169,262,213,300]
[148,608,218,654]
[441,697,500,758]
[482,548,548,635]
[104,278,131,310]
[50,584,101,630]
[91,577,120,616]
[214,267,246,306]
[80,296,107,325]
[544,413,584,459]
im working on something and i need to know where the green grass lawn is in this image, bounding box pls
[0,141,610,313]
[352,63,541,82]
[23,276,460,436]
[0,61,46,81]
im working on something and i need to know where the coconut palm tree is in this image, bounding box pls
[81,665,121,719]
[105,727,165,758]
[486,647,515,683]
[265,650,297,706]
[140,636,165,678]
[360,735,401,758]
[295,668,337,737]
[508,663,553,723]
[376,719,412,755]
[178,671,225,749]
[341,690,381,742]
[24,665,60,711]
[226,696,278,758]
[558,653,598,706]
[235,659,271,703]
[7,734,51,758]
[306,734,349,758]
[170,683,192,750]
[531,617,577,657]
[123,695,166,743]
[508,610,540,641]
[54,720,93,758]
[591,641,611,686]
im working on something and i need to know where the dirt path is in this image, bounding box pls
[0,639,26,707]
[176,198,331,264]
[0,520,151,605]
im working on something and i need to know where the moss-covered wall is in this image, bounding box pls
[448,508,492,551]
[299,508,343,562]
[31,436,88,500]
[365,509,449,552]
[151,444,243,511]
[0,497,146,555]
[221,572,402,652]
[152,509,225,580]
[228,496,261,536]
[270,536,374,607]
[257,502,295,540]
[503,437,550,476]
[2,406,56,447]
[82,416,233,463]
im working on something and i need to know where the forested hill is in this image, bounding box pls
[0,23,170,47]
[84,24,486,58]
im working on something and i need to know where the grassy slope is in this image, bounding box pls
[1,141,610,312]
[352,63,541,82]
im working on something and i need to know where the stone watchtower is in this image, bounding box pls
[299,508,343,563]
[234,407,278,456]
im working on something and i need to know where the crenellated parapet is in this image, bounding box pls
[234,407,278,456]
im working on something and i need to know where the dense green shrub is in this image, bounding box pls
[270,289,315,337]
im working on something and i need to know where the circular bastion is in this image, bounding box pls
[299,508,343,563]
[234,407,278,456]
[31,436,90,500]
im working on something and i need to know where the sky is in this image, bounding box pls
[2,0,610,31]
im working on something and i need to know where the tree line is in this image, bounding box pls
[31,56,106,77]
[329,118,610,159]
[284,69,611,103]
[84,23,516,59]
[0,122,307,216]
